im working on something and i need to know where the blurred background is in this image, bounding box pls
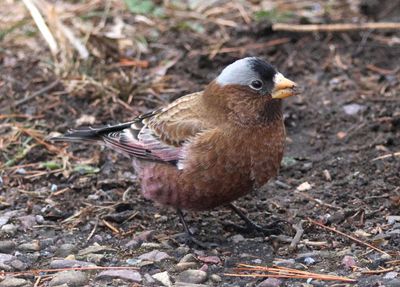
[0,0,399,286]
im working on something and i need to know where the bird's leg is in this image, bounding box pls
[225,203,282,235]
[176,209,211,249]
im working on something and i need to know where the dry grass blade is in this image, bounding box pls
[224,264,356,283]
[308,218,391,257]
[0,114,44,120]
[371,151,400,161]
[21,0,58,54]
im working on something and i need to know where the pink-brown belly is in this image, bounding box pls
[132,159,254,211]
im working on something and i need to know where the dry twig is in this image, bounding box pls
[0,266,138,277]
[273,22,400,32]
[189,38,290,58]
[289,220,305,251]
[308,218,390,257]
[371,152,400,161]
[225,264,356,283]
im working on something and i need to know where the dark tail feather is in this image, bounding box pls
[50,121,136,143]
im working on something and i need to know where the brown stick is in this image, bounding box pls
[189,38,290,57]
[289,220,304,251]
[361,267,394,274]
[308,218,390,257]
[0,266,138,276]
[273,22,400,32]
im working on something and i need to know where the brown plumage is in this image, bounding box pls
[51,57,298,243]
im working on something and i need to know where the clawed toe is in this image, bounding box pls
[223,221,283,235]
[180,233,218,249]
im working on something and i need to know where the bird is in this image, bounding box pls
[51,57,298,246]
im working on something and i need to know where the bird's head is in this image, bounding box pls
[203,57,298,125]
[216,57,297,99]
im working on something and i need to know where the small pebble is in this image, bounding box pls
[258,278,282,287]
[152,271,172,287]
[177,269,207,284]
[230,234,245,243]
[0,277,30,287]
[17,215,36,230]
[175,262,197,271]
[78,244,113,256]
[15,168,26,175]
[18,241,40,252]
[1,224,17,235]
[0,241,16,254]
[50,184,58,192]
[143,273,155,284]
[35,215,44,224]
[384,272,398,279]
[342,255,356,269]
[96,269,142,282]
[9,259,27,271]
[210,274,222,282]
[197,255,220,264]
[49,270,88,287]
[304,257,316,265]
[55,244,77,257]
[138,250,171,262]
[342,103,365,115]
[0,216,9,228]
[50,259,96,269]
[273,259,295,267]
[180,253,197,263]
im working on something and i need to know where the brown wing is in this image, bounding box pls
[52,91,209,164]
[143,91,209,146]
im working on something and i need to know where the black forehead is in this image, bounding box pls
[248,58,276,82]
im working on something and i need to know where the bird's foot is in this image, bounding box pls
[179,232,218,249]
[224,219,284,235]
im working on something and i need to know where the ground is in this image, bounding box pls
[0,0,400,286]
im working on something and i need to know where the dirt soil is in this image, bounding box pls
[1,1,400,286]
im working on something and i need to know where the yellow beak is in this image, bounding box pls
[271,73,298,99]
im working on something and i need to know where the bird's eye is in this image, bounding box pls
[250,80,263,90]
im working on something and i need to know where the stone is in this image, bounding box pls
[55,244,77,257]
[49,271,88,287]
[0,241,16,254]
[138,250,171,262]
[50,259,96,269]
[96,269,142,282]
[78,244,114,256]
[179,253,197,263]
[18,241,40,252]
[175,262,197,271]
[0,277,30,287]
[16,215,36,230]
[343,103,365,115]
[258,278,282,287]
[1,224,17,235]
[152,271,172,287]
[342,255,357,269]
[0,254,16,271]
[197,255,220,264]
[175,283,209,287]
[210,274,222,282]
[0,216,9,228]
[143,273,155,284]
[177,269,207,284]
[384,272,398,279]
[230,234,245,243]
[9,260,27,271]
